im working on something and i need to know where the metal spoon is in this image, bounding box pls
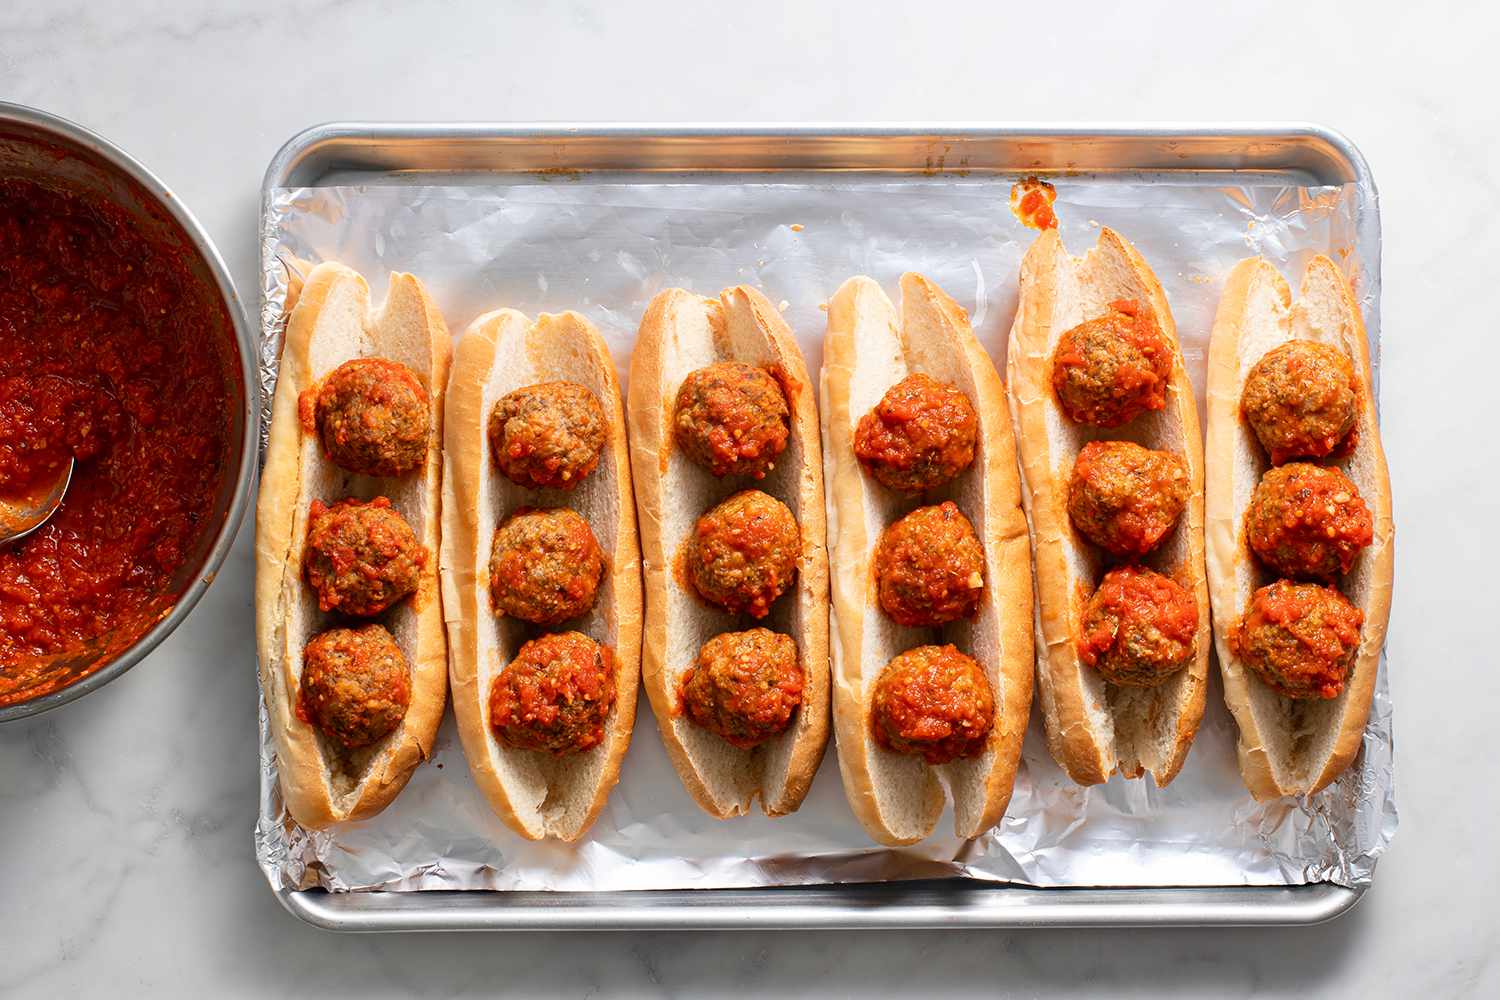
[0,457,74,545]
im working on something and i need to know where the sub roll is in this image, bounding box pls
[1205,255,1393,799]
[1007,229,1211,788]
[627,286,830,819]
[441,309,641,841]
[255,262,450,829]
[822,273,1033,845]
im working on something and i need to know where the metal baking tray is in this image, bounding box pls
[261,122,1377,931]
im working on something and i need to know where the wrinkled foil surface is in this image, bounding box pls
[257,175,1394,893]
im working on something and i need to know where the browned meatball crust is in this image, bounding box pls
[488,381,607,490]
[312,358,429,477]
[1076,565,1198,687]
[1050,300,1172,428]
[673,362,790,479]
[1230,580,1363,700]
[853,373,978,494]
[680,628,804,749]
[872,501,985,627]
[298,624,411,749]
[488,631,616,755]
[1067,440,1189,557]
[303,496,424,617]
[1241,340,1359,465]
[489,507,604,625]
[870,644,995,765]
[684,489,800,618]
[1244,463,1373,581]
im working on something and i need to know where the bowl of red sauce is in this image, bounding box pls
[0,103,256,720]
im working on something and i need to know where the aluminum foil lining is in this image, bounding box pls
[256,175,1394,892]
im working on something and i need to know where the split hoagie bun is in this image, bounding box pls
[1205,256,1393,799]
[822,273,1033,845]
[1007,229,1210,787]
[627,286,830,819]
[255,262,450,829]
[440,309,641,841]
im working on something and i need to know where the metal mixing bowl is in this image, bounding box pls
[0,102,256,721]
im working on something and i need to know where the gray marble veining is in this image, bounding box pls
[1,0,1496,996]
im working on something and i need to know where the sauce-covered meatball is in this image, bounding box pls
[312,358,429,477]
[853,373,977,494]
[1077,565,1197,687]
[1231,580,1363,700]
[680,628,804,749]
[1245,463,1373,580]
[870,644,994,765]
[685,489,799,618]
[488,631,616,755]
[1241,340,1358,464]
[303,497,425,617]
[873,501,984,627]
[298,624,411,749]
[1067,440,1189,557]
[489,507,604,625]
[673,362,790,479]
[1051,300,1172,428]
[489,381,607,490]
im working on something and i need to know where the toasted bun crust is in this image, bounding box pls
[255,262,451,829]
[821,273,1033,845]
[1006,229,1211,788]
[1204,256,1394,799]
[439,309,641,841]
[627,286,830,819]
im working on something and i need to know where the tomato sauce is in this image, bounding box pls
[1250,581,1362,667]
[871,644,994,765]
[1010,176,1058,231]
[1245,463,1373,579]
[1077,565,1197,668]
[489,632,616,755]
[0,177,231,703]
[853,373,977,494]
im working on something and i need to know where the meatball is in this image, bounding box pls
[685,490,799,618]
[680,628,804,749]
[673,362,790,479]
[1050,299,1172,428]
[489,507,604,625]
[1241,340,1358,464]
[298,624,411,749]
[489,381,607,490]
[488,631,616,755]
[870,644,995,765]
[313,358,429,477]
[1231,580,1363,700]
[1067,440,1189,557]
[873,501,985,627]
[853,373,977,494]
[1077,565,1197,687]
[1245,463,1373,580]
[303,497,424,617]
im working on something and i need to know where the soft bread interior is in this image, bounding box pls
[445,310,636,840]
[633,287,828,818]
[264,265,447,825]
[1209,257,1393,797]
[825,278,942,842]
[824,274,1028,844]
[1008,230,1209,787]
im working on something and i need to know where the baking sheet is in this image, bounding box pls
[256,173,1394,893]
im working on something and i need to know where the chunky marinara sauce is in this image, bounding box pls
[0,177,230,702]
[1009,176,1058,231]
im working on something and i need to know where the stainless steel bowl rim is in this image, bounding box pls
[0,101,257,722]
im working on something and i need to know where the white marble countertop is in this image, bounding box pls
[2,1,1496,995]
